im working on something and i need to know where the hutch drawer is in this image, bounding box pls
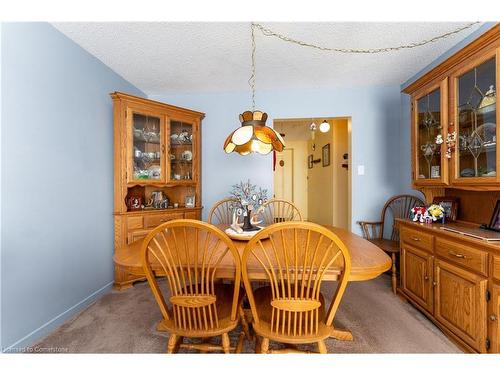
[400,227,434,251]
[144,212,184,228]
[435,237,488,276]
[184,211,199,220]
[126,216,143,230]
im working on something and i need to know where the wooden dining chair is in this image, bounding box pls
[261,199,302,226]
[242,221,351,354]
[208,198,238,225]
[357,194,425,294]
[141,219,246,353]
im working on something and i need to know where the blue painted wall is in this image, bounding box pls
[399,22,498,195]
[0,23,3,351]
[1,23,145,350]
[151,85,403,232]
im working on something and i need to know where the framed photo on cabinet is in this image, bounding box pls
[432,196,459,221]
[185,195,196,208]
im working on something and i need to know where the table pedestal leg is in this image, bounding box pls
[330,327,353,341]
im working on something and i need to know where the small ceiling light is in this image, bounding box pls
[319,120,330,133]
[224,111,285,155]
[309,121,317,141]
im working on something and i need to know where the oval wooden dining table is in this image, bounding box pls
[114,223,391,342]
[114,224,392,282]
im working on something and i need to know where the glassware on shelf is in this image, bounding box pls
[457,57,496,178]
[169,120,194,182]
[132,113,162,181]
[416,88,442,179]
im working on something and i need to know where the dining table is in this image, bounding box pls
[113,223,392,341]
[115,224,391,281]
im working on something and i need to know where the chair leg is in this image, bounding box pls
[221,333,231,354]
[317,340,327,354]
[175,336,183,353]
[167,334,179,353]
[260,337,269,354]
[235,332,245,353]
[391,253,397,294]
[254,336,262,353]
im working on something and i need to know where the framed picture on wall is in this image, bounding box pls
[308,154,313,169]
[322,144,330,167]
[432,196,459,221]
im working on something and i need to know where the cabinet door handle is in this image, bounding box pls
[490,315,497,322]
[432,281,437,286]
[448,251,467,259]
[410,236,420,241]
[424,275,429,281]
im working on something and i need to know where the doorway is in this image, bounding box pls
[273,117,351,230]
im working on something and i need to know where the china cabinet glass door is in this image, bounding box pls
[454,55,497,181]
[413,80,447,185]
[128,110,165,183]
[167,119,195,183]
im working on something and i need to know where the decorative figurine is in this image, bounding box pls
[126,195,142,211]
[445,131,456,159]
[229,180,268,232]
[230,208,244,234]
[411,206,427,223]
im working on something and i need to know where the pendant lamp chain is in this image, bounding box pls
[249,22,257,111]
[252,22,480,54]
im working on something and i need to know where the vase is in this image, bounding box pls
[242,209,258,232]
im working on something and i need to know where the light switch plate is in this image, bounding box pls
[357,165,365,176]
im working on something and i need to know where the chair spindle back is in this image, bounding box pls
[381,195,425,241]
[141,219,241,333]
[242,222,351,338]
[208,198,238,226]
[261,199,302,226]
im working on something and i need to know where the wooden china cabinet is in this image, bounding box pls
[111,92,204,290]
[407,24,500,196]
[401,24,500,353]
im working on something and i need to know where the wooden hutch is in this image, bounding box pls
[400,24,500,352]
[111,92,204,290]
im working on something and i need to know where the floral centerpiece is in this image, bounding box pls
[427,204,445,222]
[229,180,268,232]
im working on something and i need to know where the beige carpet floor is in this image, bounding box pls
[33,275,460,353]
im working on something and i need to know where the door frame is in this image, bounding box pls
[273,116,352,231]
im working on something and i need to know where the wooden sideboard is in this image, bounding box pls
[111,92,204,290]
[398,219,500,353]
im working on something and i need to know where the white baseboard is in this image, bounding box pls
[2,281,113,353]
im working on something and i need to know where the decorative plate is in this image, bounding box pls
[224,227,265,241]
[147,165,161,179]
[181,150,193,161]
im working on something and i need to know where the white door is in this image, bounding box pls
[274,149,294,201]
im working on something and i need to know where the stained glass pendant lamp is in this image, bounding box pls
[224,110,285,155]
[223,23,285,155]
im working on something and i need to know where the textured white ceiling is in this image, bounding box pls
[52,22,482,95]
